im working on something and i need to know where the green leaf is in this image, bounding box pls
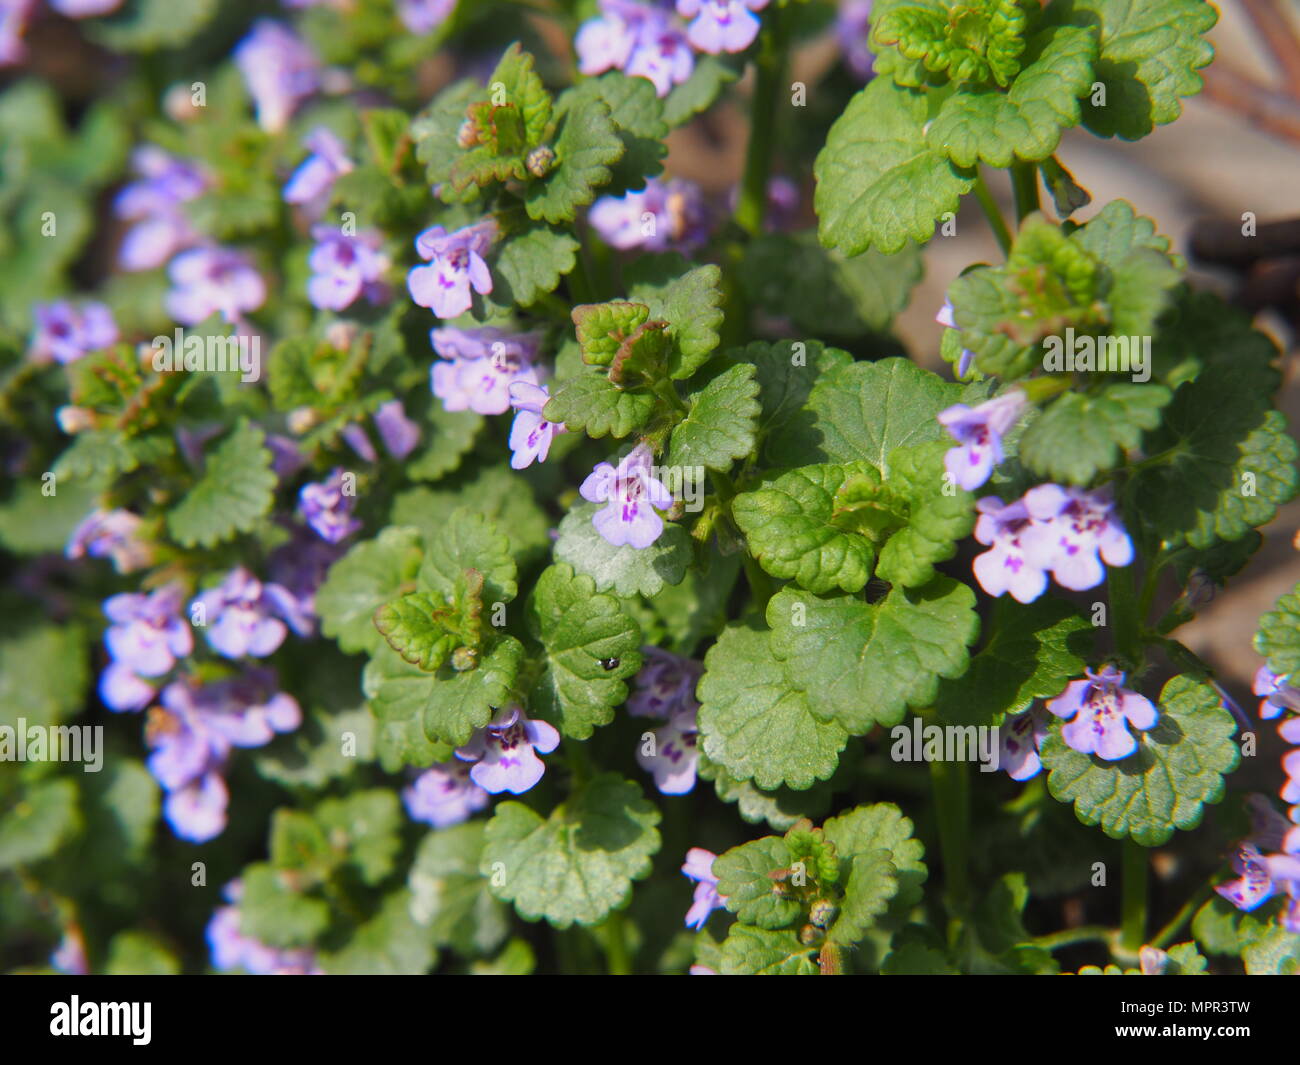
[935,597,1091,727]
[412,79,482,195]
[1020,383,1171,485]
[1254,583,1300,679]
[1164,942,1210,975]
[0,778,81,871]
[872,441,976,588]
[481,773,661,928]
[720,925,818,975]
[87,0,218,50]
[822,802,927,937]
[627,263,725,380]
[320,890,436,975]
[1131,360,1298,550]
[417,507,518,607]
[1057,0,1218,140]
[767,579,980,733]
[587,72,669,190]
[1242,926,1300,976]
[739,232,923,337]
[526,564,643,740]
[374,593,462,672]
[165,419,276,548]
[698,753,834,832]
[662,54,741,126]
[1041,674,1240,845]
[363,636,525,748]
[572,301,652,366]
[406,404,483,482]
[238,863,331,950]
[314,790,403,886]
[698,622,849,791]
[0,624,90,730]
[543,372,656,439]
[489,224,579,308]
[925,23,1098,168]
[667,363,761,472]
[767,357,960,471]
[104,931,180,976]
[814,77,975,256]
[830,850,899,946]
[554,502,691,598]
[408,822,510,958]
[52,430,137,482]
[525,82,623,224]
[317,527,424,656]
[714,837,804,929]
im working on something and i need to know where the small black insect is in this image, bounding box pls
[599,657,620,671]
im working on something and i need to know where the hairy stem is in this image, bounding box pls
[972,170,1013,255]
[735,8,788,236]
[599,910,633,975]
[1009,160,1041,224]
[1034,925,1114,951]
[1107,563,1142,667]
[929,757,971,920]
[1120,840,1149,955]
[1151,867,1224,950]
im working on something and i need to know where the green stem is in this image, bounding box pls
[564,737,592,788]
[1034,925,1114,952]
[972,170,1013,255]
[1120,840,1149,954]
[1151,869,1223,950]
[599,910,633,975]
[734,8,788,236]
[929,758,971,920]
[1010,160,1041,224]
[1107,563,1142,667]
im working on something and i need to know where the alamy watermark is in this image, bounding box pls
[1042,327,1151,383]
[890,717,999,773]
[0,720,103,772]
[151,328,261,383]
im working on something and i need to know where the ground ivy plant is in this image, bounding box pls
[1,0,1297,976]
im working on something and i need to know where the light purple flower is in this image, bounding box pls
[307,225,388,310]
[580,443,675,549]
[103,583,192,677]
[999,707,1047,781]
[682,847,724,929]
[49,0,123,15]
[374,399,421,459]
[678,0,768,54]
[397,0,456,33]
[100,663,157,713]
[627,646,701,719]
[165,246,266,325]
[589,177,710,252]
[637,708,699,794]
[267,529,345,635]
[430,326,541,416]
[0,0,36,67]
[66,508,153,573]
[1021,484,1133,592]
[29,301,118,365]
[164,772,230,843]
[341,423,378,463]
[937,390,1024,491]
[208,882,322,974]
[403,761,490,828]
[233,20,320,133]
[1046,665,1157,761]
[508,382,561,469]
[283,127,354,217]
[937,299,974,378]
[113,147,207,271]
[1254,665,1300,721]
[192,567,291,659]
[51,929,89,976]
[971,496,1047,604]
[407,220,496,319]
[576,1,694,97]
[837,0,875,80]
[299,467,362,543]
[625,20,695,95]
[455,706,560,795]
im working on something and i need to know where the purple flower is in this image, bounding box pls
[677,0,768,54]
[283,127,354,218]
[579,443,674,549]
[341,423,378,463]
[267,529,345,636]
[937,299,974,379]
[192,567,291,659]
[430,326,541,416]
[307,225,388,310]
[100,663,157,713]
[299,467,362,543]
[165,246,266,325]
[627,646,701,719]
[998,707,1047,781]
[49,0,123,14]
[164,772,230,843]
[508,382,561,469]
[98,583,193,712]
[403,761,490,828]
[407,220,496,319]
[374,399,421,459]
[837,0,875,80]
[1021,484,1133,592]
[589,177,710,252]
[397,0,456,33]
[682,847,724,929]
[637,708,699,794]
[233,20,320,133]
[971,497,1047,604]
[1254,665,1300,721]
[66,508,153,573]
[51,929,89,976]
[208,882,322,974]
[937,390,1024,491]
[576,1,694,97]
[0,1,36,67]
[113,147,207,272]
[29,301,118,365]
[454,706,560,795]
[1046,665,1157,761]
